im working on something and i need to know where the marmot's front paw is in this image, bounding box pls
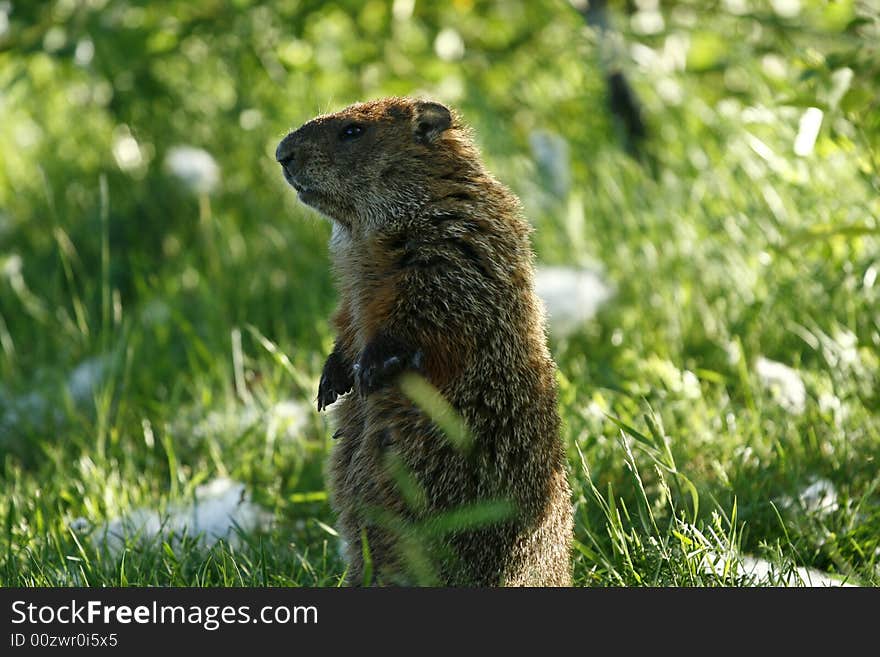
[317,350,354,411]
[354,334,423,397]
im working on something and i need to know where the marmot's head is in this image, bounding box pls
[276,97,475,229]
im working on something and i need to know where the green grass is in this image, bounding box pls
[1,1,878,586]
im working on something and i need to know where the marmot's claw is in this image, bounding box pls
[317,350,354,411]
[355,336,423,397]
[316,382,337,412]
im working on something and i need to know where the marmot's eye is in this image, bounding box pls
[339,123,365,141]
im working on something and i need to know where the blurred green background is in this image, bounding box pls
[1,0,878,585]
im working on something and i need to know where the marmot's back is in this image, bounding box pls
[277,97,573,585]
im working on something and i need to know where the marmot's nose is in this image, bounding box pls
[276,133,297,166]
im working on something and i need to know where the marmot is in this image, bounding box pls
[276,97,572,586]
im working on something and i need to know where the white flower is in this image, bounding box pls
[266,400,309,442]
[68,356,106,404]
[770,0,801,19]
[755,356,806,414]
[192,405,261,439]
[798,478,839,516]
[112,126,144,172]
[702,551,856,586]
[392,0,415,21]
[535,266,613,338]
[793,107,823,157]
[681,369,702,400]
[74,39,94,67]
[69,517,91,534]
[434,28,464,61]
[739,556,853,587]
[92,478,272,556]
[164,145,220,194]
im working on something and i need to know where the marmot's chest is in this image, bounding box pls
[329,225,401,353]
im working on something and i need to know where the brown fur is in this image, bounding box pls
[277,97,573,586]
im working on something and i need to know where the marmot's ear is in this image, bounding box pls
[412,101,452,144]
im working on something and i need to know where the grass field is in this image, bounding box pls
[1,1,878,586]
